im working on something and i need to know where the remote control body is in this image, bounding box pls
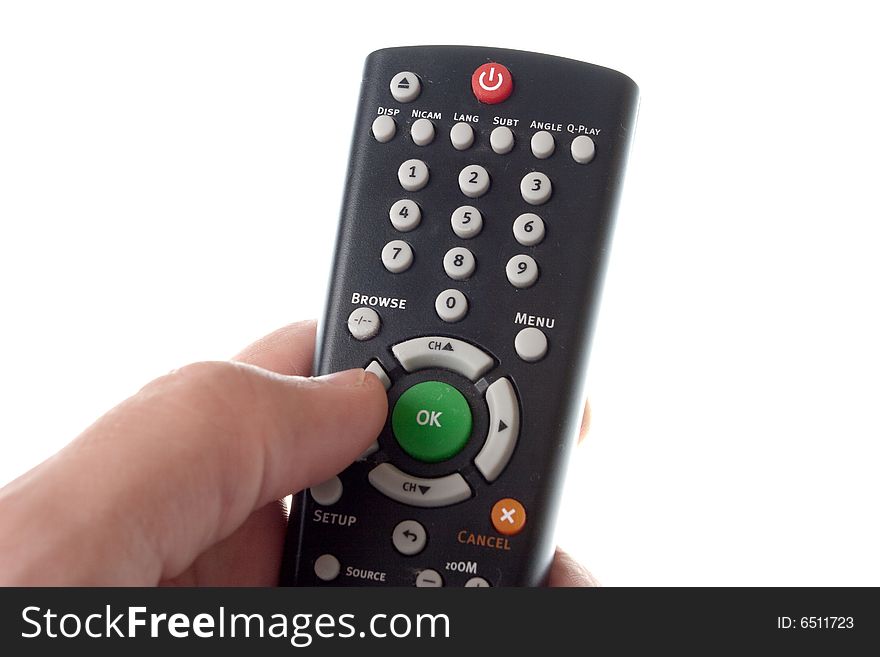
[280,46,638,587]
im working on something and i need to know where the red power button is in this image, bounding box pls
[471,62,513,104]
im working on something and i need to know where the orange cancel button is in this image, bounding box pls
[491,498,526,536]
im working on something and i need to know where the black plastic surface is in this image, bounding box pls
[280,45,638,587]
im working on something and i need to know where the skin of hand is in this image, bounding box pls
[0,321,597,586]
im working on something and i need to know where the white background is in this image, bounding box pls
[1,1,878,586]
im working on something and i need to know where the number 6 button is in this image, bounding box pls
[506,254,539,288]
[520,171,552,205]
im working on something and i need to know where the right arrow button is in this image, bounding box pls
[474,378,521,482]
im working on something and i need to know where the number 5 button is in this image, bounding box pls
[520,171,552,205]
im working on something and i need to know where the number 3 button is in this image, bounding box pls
[520,172,552,205]
[506,254,539,288]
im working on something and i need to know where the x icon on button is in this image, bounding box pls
[491,497,526,536]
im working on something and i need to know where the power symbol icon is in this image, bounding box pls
[471,62,513,104]
[479,67,504,91]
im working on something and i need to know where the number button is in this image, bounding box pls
[513,213,545,246]
[435,289,468,322]
[382,240,414,273]
[389,199,421,232]
[458,164,490,198]
[398,159,429,192]
[443,247,476,281]
[450,205,483,239]
[520,172,552,205]
[505,254,539,288]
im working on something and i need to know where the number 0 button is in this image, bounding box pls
[435,289,468,322]
[398,159,429,192]
[458,164,490,198]
[520,172,552,205]
[382,240,414,273]
[506,254,539,288]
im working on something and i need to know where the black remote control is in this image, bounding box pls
[280,46,638,587]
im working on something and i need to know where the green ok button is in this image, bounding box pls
[392,381,473,463]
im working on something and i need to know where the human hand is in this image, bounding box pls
[0,321,596,586]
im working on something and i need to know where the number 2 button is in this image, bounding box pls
[458,165,490,198]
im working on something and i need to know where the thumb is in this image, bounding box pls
[0,362,387,585]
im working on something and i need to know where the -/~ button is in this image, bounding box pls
[310,476,343,506]
[389,199,421,232]
[347,307,380,340]
[474,377,520,482]
[531,130,556,159]
[382,239,414,273]
[465,577,491,587]
[520,171,552,205]
[515,327,548,362]
[435,288,468,322]
[392,519,428,556]
[391,336,494,381]
[368,463,472,507]
[490,126,515,154]
[371,115,396,143]
[398,159,429,192]
[513,213,545,246]
[314,554,341,581]
[411,118,435,146]
[392,380,473,463]
[443,247,476,281]
[450,122,475,150]
[450,205,483,239]
[491,498,526,536]
[571,135,596,164]
[505,254,539,288]
[458,164,490,198]
[390,71,421,103]
[415,569,444,587]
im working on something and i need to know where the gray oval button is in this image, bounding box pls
[392,520,427,556]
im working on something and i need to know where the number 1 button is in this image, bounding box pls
[398,159,429,192]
